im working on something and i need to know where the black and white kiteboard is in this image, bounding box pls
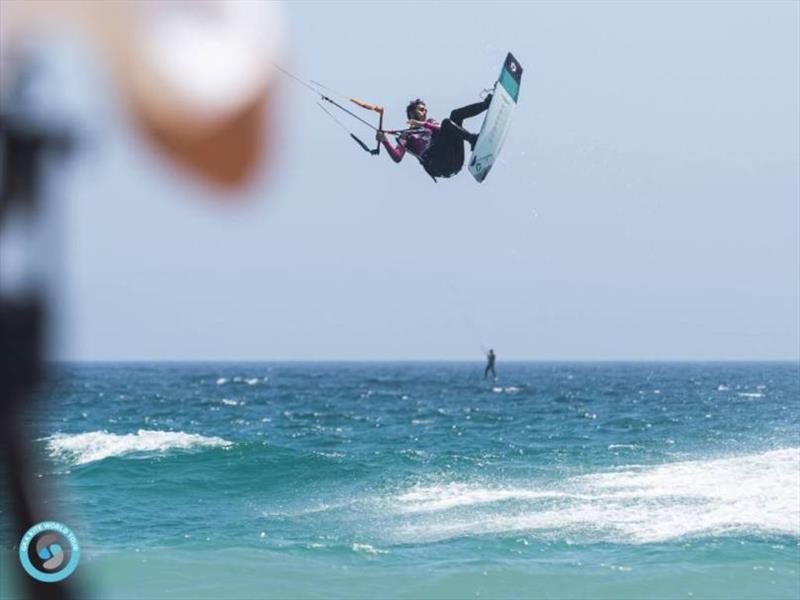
[468,52,523,183]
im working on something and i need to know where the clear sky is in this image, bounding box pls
[39,1,800,361]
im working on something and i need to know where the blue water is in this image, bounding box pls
[2,362,799,599]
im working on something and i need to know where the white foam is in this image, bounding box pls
[389,448,800,544]
[397,483,579,513]
[738,392,764,399]
[46,430,232,465]
[352,543,388,555]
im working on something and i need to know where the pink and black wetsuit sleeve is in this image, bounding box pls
[382,138,406,163]
[382,119,439,163]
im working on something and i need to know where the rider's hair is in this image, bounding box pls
[406,99,425,119]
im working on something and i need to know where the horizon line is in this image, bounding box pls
[47,358,800,364]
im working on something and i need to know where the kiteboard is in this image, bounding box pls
[468,52,523,183]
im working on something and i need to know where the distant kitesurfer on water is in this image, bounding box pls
[376,95,492,180]
[484,349,497,380]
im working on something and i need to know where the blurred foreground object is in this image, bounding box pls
[0,69,77,600]
[1,2,284,598]
[1,0,284,187]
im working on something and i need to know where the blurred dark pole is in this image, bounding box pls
[0,87,76,599]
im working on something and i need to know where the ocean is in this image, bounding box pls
[1,362,798,599]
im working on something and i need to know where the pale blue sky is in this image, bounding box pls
[42,1,799,361]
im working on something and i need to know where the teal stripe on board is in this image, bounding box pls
[499,68,520,102]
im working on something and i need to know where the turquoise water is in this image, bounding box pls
[2,362,799,599]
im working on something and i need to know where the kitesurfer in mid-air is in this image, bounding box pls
[484,349,497,381]
[376,95,491,180]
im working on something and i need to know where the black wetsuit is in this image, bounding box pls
[484,351,496,380]
[422,96,491,179]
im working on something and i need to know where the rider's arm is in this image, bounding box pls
[381,136,406,163]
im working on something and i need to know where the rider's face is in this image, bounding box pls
[413,104,427,120]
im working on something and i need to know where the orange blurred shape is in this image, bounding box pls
[2,0,285,190]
